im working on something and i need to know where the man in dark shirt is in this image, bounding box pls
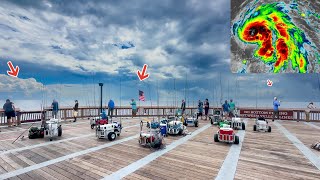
[204,99,210,120]
[181,100,186,115]
[3,99,16,127]
[73,100,79,122]
[51,99,59,119]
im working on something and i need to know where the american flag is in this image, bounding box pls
[139,90,145,101]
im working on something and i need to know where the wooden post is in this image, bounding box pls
[64,109,67,121]
[17,111,21,125]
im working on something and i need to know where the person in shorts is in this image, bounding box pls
[73,100,79,122]
[3,99,16,127]
[222,100,230,119]
[272,97,280,122]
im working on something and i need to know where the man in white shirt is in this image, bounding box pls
[306,102,316,122]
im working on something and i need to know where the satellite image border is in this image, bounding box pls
[231,0,320,73]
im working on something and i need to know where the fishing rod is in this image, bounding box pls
[13,74,45,144]
[219,72,222,105]
[147,82,153,120]
[119,76,122,124]
[156,80,160,121]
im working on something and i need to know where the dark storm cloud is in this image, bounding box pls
[5,0,230,72]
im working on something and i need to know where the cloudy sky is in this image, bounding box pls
[0,0,319,110]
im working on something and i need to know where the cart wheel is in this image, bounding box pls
[178,129,183,135]
[40,132,44,138]
[210,118,213,125]
[234,136,239,144]
[91,124,94,129]
[50,138,52,141]
[214,134,219,142]
[195,121,198,127]
[268,126,272,132]
[242,122,246,130]
[253,125,257,131]
[58,126,62,137]
[115,130,120,137]
[108,132,116,141]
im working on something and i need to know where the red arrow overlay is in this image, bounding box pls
[137,64,149,81]
[7,61,20,77]
[267,79,273,87]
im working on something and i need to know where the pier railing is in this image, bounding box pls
[1,106,320,125]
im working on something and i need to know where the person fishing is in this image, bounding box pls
[222,100,230,119]
[197,100,203,120]
[272,97,280,122]
[3,99,17,127]
[73,100,79,122]
[108,99,115,118]
[51,99,59,119]
[306,102,316,122]
[204,99,209,120]
[181,100,186,115]
[130,99,137,117]
[229,99,235,117]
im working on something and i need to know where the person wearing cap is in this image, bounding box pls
[306,102,316,122]
[3,99,17,127]
[272,97,280,122]
[73,100,79,122]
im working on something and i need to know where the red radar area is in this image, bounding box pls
[275,38,289,67]
[242,21,274,61]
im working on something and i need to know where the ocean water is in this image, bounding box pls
[1,99,319,111]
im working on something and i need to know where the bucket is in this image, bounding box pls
[160,123,167,136]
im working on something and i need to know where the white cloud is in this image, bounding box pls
[0,74,44,95]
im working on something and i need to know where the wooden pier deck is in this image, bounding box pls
[0,118,319,180]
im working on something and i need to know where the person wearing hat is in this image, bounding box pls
[73,100,79,122]
[3,99,17,127]
[272,97,280,121]
[306,102,316,122]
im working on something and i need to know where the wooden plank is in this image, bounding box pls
[60,161,102,179]
[234,120,320,180]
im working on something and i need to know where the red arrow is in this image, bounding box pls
[7,61,20,77]
[267,79,273,87]
[137,64,149,81]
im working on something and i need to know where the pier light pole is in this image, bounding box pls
[99,83,103,113]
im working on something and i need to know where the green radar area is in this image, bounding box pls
[231,0,320,73]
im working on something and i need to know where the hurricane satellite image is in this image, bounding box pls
[231,0,320,73]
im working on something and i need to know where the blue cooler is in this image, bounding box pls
[160,123,167,136]
[151,122,160,129]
